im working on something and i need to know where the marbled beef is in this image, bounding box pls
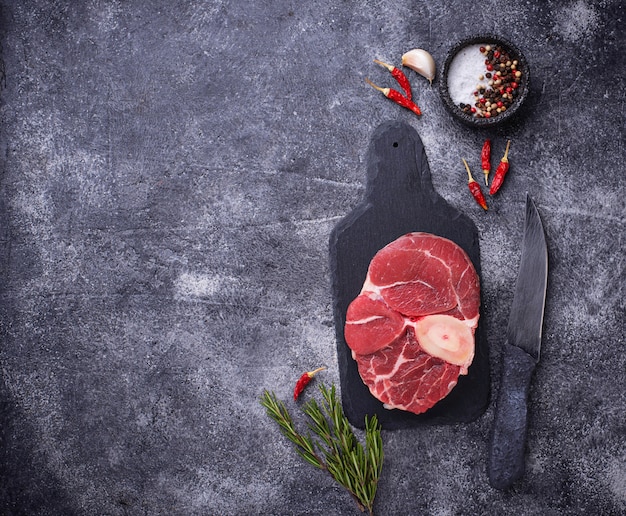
[344,232,480,414]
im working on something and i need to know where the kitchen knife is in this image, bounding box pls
[488,194,548,490]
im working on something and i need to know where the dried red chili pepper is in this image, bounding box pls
[489,140,511,195]
[293,367,326,400]
[365,78,422,116]
[373,59,412,100]
[462,158,488,211]
[481,139,491,185]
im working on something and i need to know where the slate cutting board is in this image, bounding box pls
[329,120,489,430]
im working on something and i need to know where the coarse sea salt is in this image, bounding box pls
[447,44,489,107]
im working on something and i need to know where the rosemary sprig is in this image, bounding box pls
[260,383,383,515]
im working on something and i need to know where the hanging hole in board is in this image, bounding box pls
[392,142,399,147]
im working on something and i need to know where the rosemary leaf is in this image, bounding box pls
[303,399,334,449]
[297,448,325,469]
[260,384,383,515]
[351,448,366,484]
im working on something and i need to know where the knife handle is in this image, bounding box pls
[488,341,537,490]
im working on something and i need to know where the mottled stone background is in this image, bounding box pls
[0,1,624,514]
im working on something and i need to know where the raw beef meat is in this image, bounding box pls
[344,232,480,414]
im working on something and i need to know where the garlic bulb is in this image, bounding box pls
[402,49,436,85]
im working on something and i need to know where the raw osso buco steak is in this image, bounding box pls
[344,232,480,415]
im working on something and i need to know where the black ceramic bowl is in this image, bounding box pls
[439,35,530,128]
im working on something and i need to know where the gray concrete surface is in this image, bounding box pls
[0,1,624,514]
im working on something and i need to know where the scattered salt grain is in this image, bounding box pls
[555,0,600,42]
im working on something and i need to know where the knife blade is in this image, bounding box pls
[488,193,548,490]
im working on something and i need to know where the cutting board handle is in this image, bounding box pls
[364,121,438,212]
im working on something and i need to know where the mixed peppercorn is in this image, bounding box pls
[459,44,522,119]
